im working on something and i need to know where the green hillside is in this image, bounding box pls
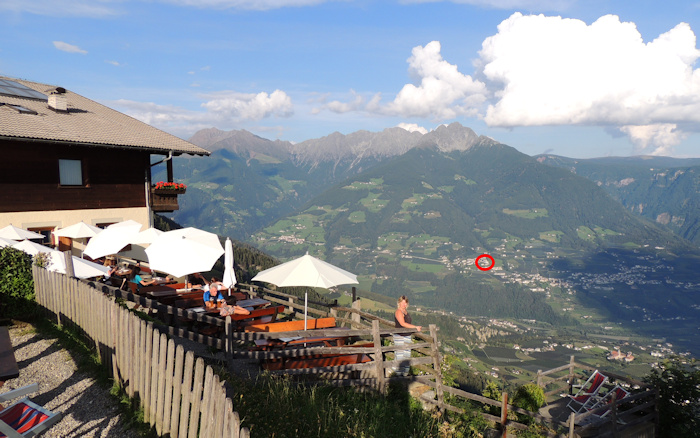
[251,144,700,348]
[536,155,700,244]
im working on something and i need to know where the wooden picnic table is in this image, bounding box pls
[234,298,270,309]
[253,327,350,350]
[0,327,19,387]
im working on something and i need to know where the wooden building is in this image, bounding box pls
[0,75,209,246]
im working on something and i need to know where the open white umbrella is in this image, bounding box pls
[13,239,109,279]
[222,238,237,290]
[0,225,43,240]
[52,221,102,239]
[251,252,358,329]
[0,237,17,248]
[83,220,143,259]
[12,240,56,256]
[145,227,224,278]
[53,221,103,257]
[130,227,163,245]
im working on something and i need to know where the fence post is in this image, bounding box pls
[371,320,386,393]
[568,412,576,438]
[568,355,575,394]
[62,251,75,278]
[611,392,619,438]
[500,391,508,438]
[537,369,542,387]
[350,287,361,326]
[429,324,444,411]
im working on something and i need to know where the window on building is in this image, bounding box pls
[27,227,54,247]
[59,159,83,186]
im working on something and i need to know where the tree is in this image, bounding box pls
[644,356,700,438]
[0,247,36,319]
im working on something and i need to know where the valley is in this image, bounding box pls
[156,123,700,369]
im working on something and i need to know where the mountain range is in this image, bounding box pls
[155,123,700,354]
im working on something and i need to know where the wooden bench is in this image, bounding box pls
[245,317,336,333]
[233,305,286,329]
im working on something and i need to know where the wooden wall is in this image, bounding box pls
[0,140,151,213]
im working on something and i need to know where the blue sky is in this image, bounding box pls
[2,0,700,158]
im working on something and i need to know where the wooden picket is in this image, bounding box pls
[33,266,250,437]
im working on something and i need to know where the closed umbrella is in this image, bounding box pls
[0,225,43,240]
[145,227,224,278]
[83,220,142,259]
[251,252,358,329]
[222,238,237,290]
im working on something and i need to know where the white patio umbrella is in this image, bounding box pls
[53,221,103,257]
[129,227,163,245]
[145,227,224,278]
[52,221,102,239]
[0,225,43,240]
[12,240,56,256]
[0,237,17,248]
[13,239,109,279]
[222,238,237,290]
[251,252,358,329]
[83,220,143,259]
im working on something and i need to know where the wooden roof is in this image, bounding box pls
[0,76,209,156]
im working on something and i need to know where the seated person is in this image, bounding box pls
[131,269,156,289]
[188,272,209,289]
[204,285,250,315]
[203,284,225,308]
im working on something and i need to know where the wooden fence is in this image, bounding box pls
[33,266,250,438]
[34,269,659,438]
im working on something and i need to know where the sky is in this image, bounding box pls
[2,0,700,158]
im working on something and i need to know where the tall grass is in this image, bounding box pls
[221,371,444,438]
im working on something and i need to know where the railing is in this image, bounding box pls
[33,266,250,438]
[537,359,658,438]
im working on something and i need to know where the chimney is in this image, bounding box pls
[48,87,68,112]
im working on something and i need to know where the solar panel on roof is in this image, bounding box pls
[0,79,47,101]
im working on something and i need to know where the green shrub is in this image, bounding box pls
[0,247,37,319]
[512,383,545,413]
[644,356,700,438]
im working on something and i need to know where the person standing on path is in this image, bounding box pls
[393,295,421,376]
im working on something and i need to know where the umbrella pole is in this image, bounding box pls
[304,292,308,331]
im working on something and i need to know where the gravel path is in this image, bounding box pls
[0,322,139,438]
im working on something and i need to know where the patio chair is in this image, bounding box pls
[567,369,608,413]
[0,383,62,437]
[589,385,630,417]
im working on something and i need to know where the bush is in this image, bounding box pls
[0,247,37,319]
[512,383,545,413]
[644,356,700,438]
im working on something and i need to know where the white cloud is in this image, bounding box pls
[324,90,366,113]
[201,89,293,120]
[619,124,688,156]
[397,123,428,134]
[384,41,487,119]
[53,41,88,54]
[110,89,294,136]
[105,60,122,66]
[477,13,700,154]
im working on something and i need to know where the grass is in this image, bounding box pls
[221,373,444,438]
